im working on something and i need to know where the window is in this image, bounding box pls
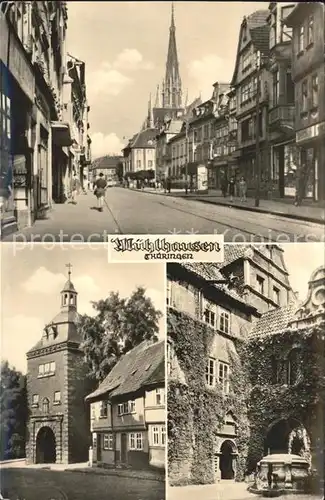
[298,25,304,53]
[281,6,293,41]
[93,433,97,447]
[203,300,216,328]
[129,432,143,450]
[270,17,276,47]
[117,401,134,416]
[286,71,295,105]
[206,357,216,387]
[156,388,163,405]
[241,82,251,103]
[42,398,50,413]
[148,160,153,168]
[136,160,141,169]
[38,362,55,376]
[311,75,318,108]
[218,362,230,394]
[307,16,314,46]
[242,51,252,71]
[256,275,265,294]
[302,80,308,112]
[103,433,113,450]
[153,426,159,445]
[286,349,302,385]
[219,309,230,334]
[152,425,165,446]
[272,70,279,107]
[54,391,61,404]
[32,394,39,406]
[100,401,108,418]
[273,287,280,305]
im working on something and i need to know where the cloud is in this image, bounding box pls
[87,64,133,97]
[22,267,65,294]
[87,49,153,99]
[113,49,154,71]
[21,267,100,305]
[188,54,233,101]
[1,315,45,373]
[91,132,125,158]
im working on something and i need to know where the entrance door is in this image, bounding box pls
[220,441,235,479]
[121,433,127,464]
[36,427,56,464]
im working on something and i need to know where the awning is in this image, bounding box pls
[51,121,73,147]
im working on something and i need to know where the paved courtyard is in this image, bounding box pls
[0,467,165,500]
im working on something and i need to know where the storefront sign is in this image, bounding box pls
[8,25,35,102]
[296,121,325,145]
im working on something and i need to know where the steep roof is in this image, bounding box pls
[130,128,158,149]
[231,9,270,86]
[61,279,76,293]
[164,3,180,84]
[91,155,123,171]
[86,340,164,402]
[249,301,299,338]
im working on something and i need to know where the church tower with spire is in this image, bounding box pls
[161,3,182,109]
[26,265,93,465]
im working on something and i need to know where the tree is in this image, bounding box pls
[0,361,28,460]
[116,162,124,182]
[79,287,162,382]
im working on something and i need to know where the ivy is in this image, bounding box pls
[168,308,325,486]
[167,308,250,485]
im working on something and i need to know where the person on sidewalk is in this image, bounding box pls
[94,173,107,212]
[221,177,228,198]
[239,176,247,202]
[229,176,235,202]
[294,166,305,206]
[70,173,81,204]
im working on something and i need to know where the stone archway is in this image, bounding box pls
[36,426,56,464]
[220,440,237,479]
[264,418,303,455]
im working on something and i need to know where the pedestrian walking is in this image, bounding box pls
[229,176,235,202]
[94,172,107,212]
[294,166,304,206]
[239,176,247,202]
[167,178,171,193]
[70,173,81,204]
[221,177,228,198]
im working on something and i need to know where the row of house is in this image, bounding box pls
[125,3,324,202]
[26,272,165,471]
[0,1,92,238]
[167,246,324,486]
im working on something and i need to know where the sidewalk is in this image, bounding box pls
[66,465,165,482]
[168,481,254,500]
[130,187,325,225]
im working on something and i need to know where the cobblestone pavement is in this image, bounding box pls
[2,187,324,242]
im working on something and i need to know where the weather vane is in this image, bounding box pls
[66,263,73,279]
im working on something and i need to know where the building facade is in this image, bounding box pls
[123,128,157,178]
[155,118,183,181]
[267,3,297,199]
[86,341,165,470]
[90,155,122,184]
[284,2,325,202]
[26,270,92,464]
[231,10,272,197]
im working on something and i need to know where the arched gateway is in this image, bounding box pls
[36,426,56,464]
[214,438,238,481]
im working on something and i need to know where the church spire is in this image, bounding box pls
[61,264,78,311]
[162,2,182,109]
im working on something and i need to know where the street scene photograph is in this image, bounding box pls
[166,243,324,500]
[0,244,166,500]
[1,1,324,241]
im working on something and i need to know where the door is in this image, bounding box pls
[121,433,127,464]
[97,434,101,462]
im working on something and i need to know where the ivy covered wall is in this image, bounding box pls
[167,308,250,486]
[168,306,325,487]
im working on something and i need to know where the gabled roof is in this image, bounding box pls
[129,128,158,149]
[85,340,164,402]
[91,155,123,171]
[231,9,270,86]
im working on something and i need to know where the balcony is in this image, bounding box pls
[269,105,295,133]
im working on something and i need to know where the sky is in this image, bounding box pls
[1,242,324,374]
[65,1,267,158]
[0,244,166,373]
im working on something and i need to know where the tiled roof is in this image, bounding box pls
[130,128,157,149]
[86,340,164,401]
[167,119,184,134]
[249,301,299,338]
[250,25,270,56]
[247,10,269,29]
[91,155,123,170]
